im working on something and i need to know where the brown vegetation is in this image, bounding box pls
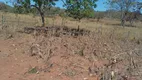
[0,12,142,80]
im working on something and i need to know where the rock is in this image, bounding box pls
[89,73,96,77]
[84,78,88,80]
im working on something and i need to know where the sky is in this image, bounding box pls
[55,0,107,11]
[0,0,107,11]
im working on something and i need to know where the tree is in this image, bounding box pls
[62,0,97,21]
[106,0,141,26]
[0,2,13,12]
[94,11,105,22]
[13,0,58,27]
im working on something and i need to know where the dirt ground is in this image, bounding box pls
[0,29,141,80]
[0,35,102,80]
[0,11,142,80]
[0,17,142,80]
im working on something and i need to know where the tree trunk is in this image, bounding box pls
[121,10,124,27]
[32,5,45,27]
[78,19,81,31]
[40,12,45,27]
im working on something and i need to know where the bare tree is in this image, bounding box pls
[121,7,141,27]
[12,0,58,27]
[107,0,141,27]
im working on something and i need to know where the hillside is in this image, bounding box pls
[0,2,13,12]
[0,11,142,80]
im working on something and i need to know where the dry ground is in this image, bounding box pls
[0,12,142,80]
[0,35,101,80]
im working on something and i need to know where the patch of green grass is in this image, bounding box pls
[28,67,38,74]
[64,69,77,77]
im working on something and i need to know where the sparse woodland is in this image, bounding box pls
[0,0,142,80]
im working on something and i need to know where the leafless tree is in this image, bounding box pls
[107,0,141,27]
[121,7,142,27]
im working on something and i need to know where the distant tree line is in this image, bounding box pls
[0,2,13,12]
[107,0,142,26]
[0,0,142,27]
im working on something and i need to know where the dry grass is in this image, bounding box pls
[0,11,141,43]
[26,30,142,80]
[0,12,142,80]
[0,12,141,40]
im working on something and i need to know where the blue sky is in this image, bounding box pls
[0,0,107,11]
[55,0,107,11]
